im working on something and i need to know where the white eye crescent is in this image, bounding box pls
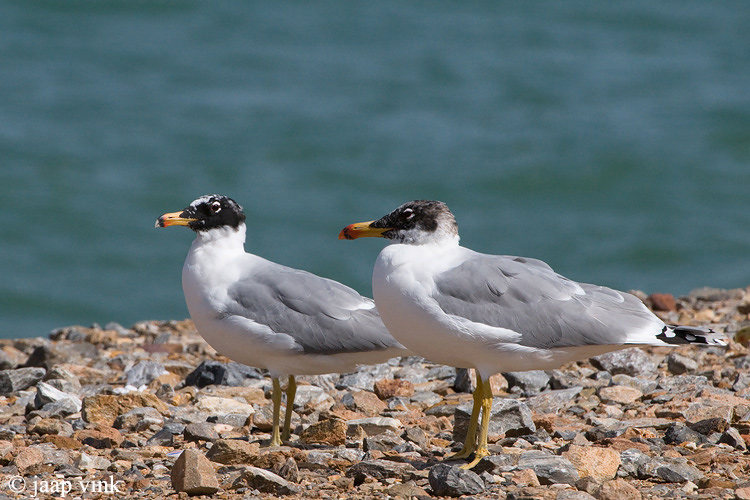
[403,208,414,220]
[211,201,221,213]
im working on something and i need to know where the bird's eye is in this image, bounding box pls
[211,201,221,213]
[402,208,414,220]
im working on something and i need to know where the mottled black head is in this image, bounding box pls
[339,200,459,244]
[156,194,246,232]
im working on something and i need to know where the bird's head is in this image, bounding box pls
[155,194,246,232]
[339,200,458,245]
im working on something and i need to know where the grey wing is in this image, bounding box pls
[225,262,402,355]
[433,252,661,348]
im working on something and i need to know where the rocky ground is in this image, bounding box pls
[2,287,750,499]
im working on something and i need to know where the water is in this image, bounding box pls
[2,1,749,339]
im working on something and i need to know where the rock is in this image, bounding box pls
[663,424,706,445]
[233,465,299,495]
[113,406,164,432]
[454,398,535,442]
[33,381,82,411]
[82,393,167,426]
[346,417,402,436]
[517,450,579,485]
[525,387,583,414]
[428,463,486,497]
[28,418,72,436]
[75,452,111,471]
[597,478,642,500]
[683,398,732,428]
[272,456,299,483]
[648,293,676,311]
[658,375,707,393]
[125,360,168,387]
[373,379,415,399]
[388,482,430,498]
[195,395,255,417]
[76,426,124,448]
[638,456,703,483]
[511,468,540,487]
[25,342,98,370]
[184,360,262,388]
[292,385,333,410]
[13,446,44,474]
[404,426,430,450]
[666,352,699,375]
[205,438,260,464]
[557,491,596,500]
[171,449,220,496]
[345,459,418,486]
[618,449,651,478]
[719,427,747,450]
[591,349,657,377]
[0,367,46,394]
[341,390,387,416]
[689,417,728,435]
[300,418,347,446]
[184,422,220,442]
[336,364,395,391]
[598,385,642,405]
[561,445,621,482]
[504,370,551,395]
[364,430,406,452]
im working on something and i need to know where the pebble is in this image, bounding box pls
[171,449,220,495]
[0,288,746,499]
[428,463,486,497]
[0,367,46,394]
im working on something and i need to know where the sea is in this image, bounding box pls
[2,0,749,339]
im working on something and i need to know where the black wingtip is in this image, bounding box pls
[657,325,727,346]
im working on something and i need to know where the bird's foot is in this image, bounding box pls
[446,444,476,461]
[459,447,490,470]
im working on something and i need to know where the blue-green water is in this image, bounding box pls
[2,1,750,339]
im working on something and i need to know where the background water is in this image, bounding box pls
[2,1,749,339]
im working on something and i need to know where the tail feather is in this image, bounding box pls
[657,325,727,346]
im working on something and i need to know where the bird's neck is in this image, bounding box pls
[191,223,248,257]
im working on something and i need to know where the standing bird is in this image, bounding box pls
[340,200,725,468]
[156,194,407,446]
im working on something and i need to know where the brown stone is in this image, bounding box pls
[698,477,736,489]
[300,418,347,446]
[171,449,219,496]
[373,379,415,400]
[649,293,676,311]
[562,445,621,483]
[597,478,642,500]
[601,438,651,453]
[76,426,124,448]
[736,486,750,500]
[598,386,643,405]
[82,393,167,426]
[511,468,540,487]
[232,465,298,495]
[43,435,81,449]
[28,418,67,436]
[205,438,260,465]
[345,390,387,416]
[13,446,44,474]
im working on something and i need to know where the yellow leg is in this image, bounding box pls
[269,377,283,447]
[447,375,483,460]
[281,375,297,442]
[460,374,492,469]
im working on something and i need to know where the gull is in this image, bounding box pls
[340,199,726,468]
[156,194,407,446]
